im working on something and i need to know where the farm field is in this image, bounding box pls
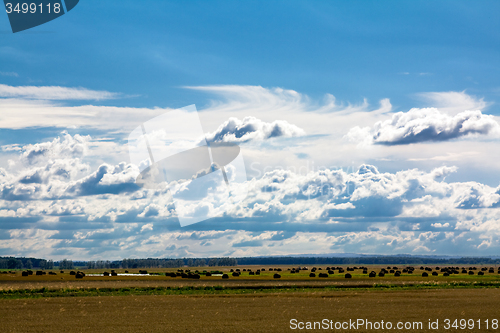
[1,265,500,291]
[1,289,500,332]
[1,265,500,332]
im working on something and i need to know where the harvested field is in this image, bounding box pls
[2,266,500,332]
[1,289,499,332]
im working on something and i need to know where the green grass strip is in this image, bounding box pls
[1,281,500,299]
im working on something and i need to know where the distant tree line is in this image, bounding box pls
[0,257,54,269]
[57,259,74,269]
[3,256,500,270]
[207,257,238,266]
[235,256,500,266]
[121,258,185,268]
[86,260,120,269]
[120,257,237,268]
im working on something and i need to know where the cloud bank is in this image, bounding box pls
[1,133,500,258]
[346,108,500,146]
[0,84,119,100]
[205,116,305,143]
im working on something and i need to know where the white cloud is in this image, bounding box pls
[205,116,305,143]
[0,71,18,77]
[416,91,489,115]
[20,131,90,165]
[345,108,500,146]
[1,86,500,258]
[0,84,120,100]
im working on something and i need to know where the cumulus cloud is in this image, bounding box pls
[2,87,500,258]
[20,131,90,165]
[0,84,120,100]
[345,108,500,146]
[205,116,305,143]
[416,91,489,115]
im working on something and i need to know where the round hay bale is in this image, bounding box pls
[273,273,281,279]
[222,274,229,279]
[345,273,352,279]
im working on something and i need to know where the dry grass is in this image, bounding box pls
[1,265,499,291]
[1,288,499,332]
[1,266,499,332]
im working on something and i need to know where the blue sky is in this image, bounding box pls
[1,1,500,259]
[2,1,499,110]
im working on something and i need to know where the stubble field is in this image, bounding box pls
[1,265,500,332]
